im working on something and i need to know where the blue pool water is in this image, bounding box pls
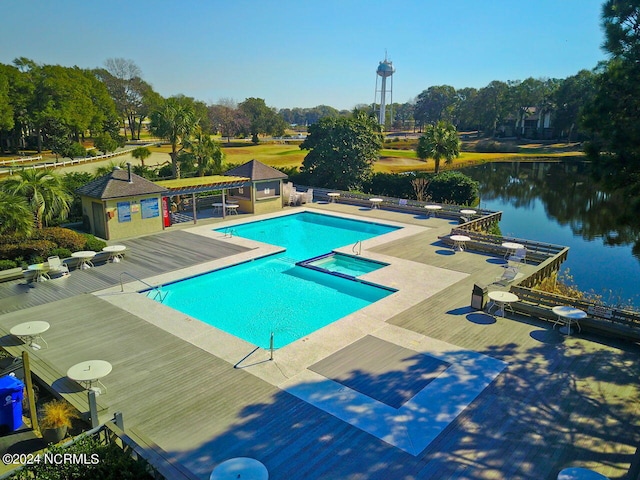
[152,213,399,348]
[301,253,388,278]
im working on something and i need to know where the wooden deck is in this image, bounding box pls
[0,204,639,480]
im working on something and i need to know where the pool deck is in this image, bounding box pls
[1,203,639,480]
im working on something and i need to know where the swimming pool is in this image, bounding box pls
[298,252,388,279]
[149,212,399,348]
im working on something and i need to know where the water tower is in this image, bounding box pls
[374,55,395,127]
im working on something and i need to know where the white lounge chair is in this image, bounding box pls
[47,256,70,278]
[493,266,519,286]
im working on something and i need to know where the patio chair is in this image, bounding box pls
[507,248,527,265]
[493,266,519,286]
[302,188,313,204]
[47,256,70,278]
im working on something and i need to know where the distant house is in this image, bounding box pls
[499,107,553,140]
[76,165,168,240]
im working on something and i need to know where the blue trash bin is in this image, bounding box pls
[0,375,24,432]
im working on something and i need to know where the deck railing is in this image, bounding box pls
[0,417,199,480]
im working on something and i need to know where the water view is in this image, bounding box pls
[462,161,640,309]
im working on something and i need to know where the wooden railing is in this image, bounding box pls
[510,285,640,341]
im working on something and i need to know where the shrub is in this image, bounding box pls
[82,234,107,251]
[49,247,72,259]
[427,171,479,205]
[0,259,17,270]
[13,435,153,480]
[40,400,79,430]
[33,227,86,251]
[0,240,57,263]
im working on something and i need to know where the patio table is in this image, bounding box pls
[102,245,126,263]
[210,457,268,480]
[487,291,519,318]
[27,263,50,282]
[557,467,610,480]
[67,360,112,395]
[369,198,383,209]
[10,321,50,350]
[552,305,587,336]
[71,251,96,270]
[450,234,471,252]
[327,192,340,203]
[425,205,442,217]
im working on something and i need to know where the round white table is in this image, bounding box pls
[10,321,50,349]
[450,234,471,252]
[369,198,383,209]
[102,245,126,263]
[425,204,442,217]
[327,192,340,203]
[225,204,239,215]
[67,360,112,394]
[487,291,519,318]
[552,306,587,335]
[210,457,268,480]
[27,263,50,282]
[557,467,610,480]
[460,209,477,215]
[71,251,96,270]
[212,203,225,215]
[502,241,525,259]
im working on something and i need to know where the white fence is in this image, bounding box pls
[0,144,156,175]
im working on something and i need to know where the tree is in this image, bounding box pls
[0,191,33,236]
[1,169,71,229]
[238,97,286,143]
[582,0,640,185]
[476,80,511,136]
[413,85,457,130]
[149,97,198,178]
[553,70,596,141]
[300,112,382,190]
[416,121,460,173]
[182,127,224,176]
[131,146,151,166]
[93,132,118,154]
[208,102,249,143]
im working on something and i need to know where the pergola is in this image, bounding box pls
[155,174,250,223]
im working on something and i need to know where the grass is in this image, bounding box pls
[1,139,584,176]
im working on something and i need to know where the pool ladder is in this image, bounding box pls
[120,272,167,303]
[223,227,238,238]
[352,240,362,255]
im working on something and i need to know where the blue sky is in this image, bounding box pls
[3,0,606,110]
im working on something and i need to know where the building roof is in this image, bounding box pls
[224,159,288,181]
[155,175,250,195]
[76,167,168,200]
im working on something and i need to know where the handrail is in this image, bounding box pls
[119,272,166,303]
[352,240,362,255]
[223,227,238,238]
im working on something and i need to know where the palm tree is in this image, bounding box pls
[183,127,224,176]
[416,121,460,174]
[149,98,197,179]
[131,146,151,167]
[1,169,72,229]
[0,191,33,237]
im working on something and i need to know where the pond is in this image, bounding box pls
[462,161,640,309]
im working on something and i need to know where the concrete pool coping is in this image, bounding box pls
[94,208,505,455]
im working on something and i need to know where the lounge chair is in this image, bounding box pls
[493,266,519,286]
[47,256,70,278]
